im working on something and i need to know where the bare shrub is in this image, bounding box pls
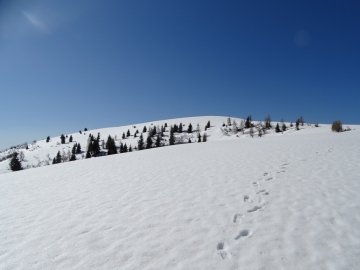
[331,120,343,132]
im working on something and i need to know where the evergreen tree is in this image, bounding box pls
[134,132,137,138]
[52,157,57,164]
[60,134,65,144]
[127,129,130,137]
[84,128,88,131]
[119,142,124,153]
[197,133,202,142]
[155,134,161,147]
[69,135,73,143]
[46,136,50,143]
[187,123,193,133]
[72,144,77,154]
[143,126,147,133]
[188,138,192,143]
[56,151,62,163]
[146,134,153,149]
[275,123,281,133]
[245,116,252,129]
[138,133,144,150]
[174,124,178,133]
[9,152,22,171]
[202,133,207,142]
[179,123,183,133]
[282,123,287,132]
[265,115,272,129]
[169,129,175,145]
[85,151,91,159]
[290,122,293,127]
[79,130,82,134]
[122,132,125,139]
[206,121,211,130]
[296,119,300,130]
[91,139,100,157]
[70,153,76,161]
[123,143,128,153]
[165,123,167,127]
[106,136,117,155]
[76,143,82,153]
[152,127,156,137]
[129,145,133,152]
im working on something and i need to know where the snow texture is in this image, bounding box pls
[1,116,360,269]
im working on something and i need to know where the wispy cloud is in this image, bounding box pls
[22,11,50,33]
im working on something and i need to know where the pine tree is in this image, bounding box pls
[265,115,272,129]
[138,133,144,150]
[123,143,128,153]
[169,129,175,145]
[69,135,73,143]
[9,153,22,171]
[56,151,62,163]
[245,116,252,129]
[188,138,192,143]
[84,128,88,131]
[85,151,91,159]
[46,136,50,143]
[52,157,57,164]
[119,142,124,153]
[129,145,133,152]
[282,123,287,132]
[106,136,117,155]
[290,122,293,127]
[202,133,207,142]
[152,127,156,137]
[174,124,178,133]
[206,121,211,130]
[76,143,82,153]
[72,144,77,154]
[143,126,147,133]
[296,119,300,130]
[146,134,153,149]
[134,132,137,138]
[187,123,193,133]
[275,123,281,133]
[155,134,161,147]
[79,130,82,134]
[197,133,202,142]
[60,134,65,144]
[179,123,183,133]
[127,129,130,137]
[70,153,76,161]
[122,132,125,139]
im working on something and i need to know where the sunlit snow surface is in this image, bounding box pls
[1,117,360,269]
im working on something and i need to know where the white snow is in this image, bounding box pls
[1,116,359,269]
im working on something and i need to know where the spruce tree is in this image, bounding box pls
[72,144,77,154]
[60,134,65,144]
[206,121,211,130]
[202,133,207,142]
[84,128,88,131]
[129,145,133,152]
[127,129,130,137]
[174,124,178,133]
[69,135,73,143]
[275,123,281,133]
[122,132,125,139]
[9,153,22,171]
[123,143,128,153]
[179,123,183,133]
[85,151,91,159]
[152,127,156,137]
[146,134,153,149]
[76,143,81,153]
[169,129,175,145]
[106,136,117,155]
[187,123,193,133]
[155,134,161,147]
[79,130,82,134]
[52,157,57,164]
[138,133,144,150]
[134,132,137,138]
[70,153,76,161]
[56,151,62,163]
[119,142,124,153]
[282,123,287,132]
[46,136,50,143]
[188,138,192,143]
[197,133,201,142]
[143,126,147,133]
[296,119,300,130]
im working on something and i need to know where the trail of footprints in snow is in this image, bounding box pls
[217,161,291,259]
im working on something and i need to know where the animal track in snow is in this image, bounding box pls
[217,242,228,259]
[263,172,268,176]
[235,230,251,240]
[233,214,244,224]
[265,177,273,181]
[256,190,269,195]
[253,182,260,187]
[244,195,252,203]
[247,206,262,213]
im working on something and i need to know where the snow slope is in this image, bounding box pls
[1,117,359,269]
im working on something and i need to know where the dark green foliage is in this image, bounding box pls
[275,123,281,133]
[79,130,82,134]
[70,154,76,161]
[119,142,124,153]
[290,122,293,127]
[76,143,81,153]
[134,132,137,138]
[164,123,167,127]
[187,123,193,133]
[282,123,287,132]
[138,133,144,150]
[188,138,192,143]
[60,134,65,144]
[123,143,128,153]
[90,137,100,157]
[9,152,22,171]
[143,126,147,133]
[206,121,211,130]
[331,120,343,132]
[179,123,183,133]
[152,127,156,137]
[222,123,225,127]
[202,133,207,142]
[161,125,165,132]
[245,116,252,129]
[53,151,62,164]
[197,133,201,142]
[129,145,133,152]
[72,144,77,154]
[122,133,125,139]
[52,158,56,164]
[46,136,50,143]
[127,129,130,137]
[169,129,175,145]
[106,135,117,155]
[146,134,153,149]
[69,135,73,143]
[296,119,300,130]
[84,128,88,131]
[155,134,161,147]
[86,151,91,159]
[265,115,272,129]
[173,124,178,133]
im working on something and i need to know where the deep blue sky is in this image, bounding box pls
[1,0,359,150]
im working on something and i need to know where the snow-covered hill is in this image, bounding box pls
[1,116,359,269]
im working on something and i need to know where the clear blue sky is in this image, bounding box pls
[1,0,359,150]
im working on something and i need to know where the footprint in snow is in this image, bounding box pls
[217,242,228,259]
[244,195,253,203]
[253,182,260,187]
[256,190,269,195]
[265,177,273,181]
[233,213,244,224]
[247,206,262,213]
[235,230,251,240]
